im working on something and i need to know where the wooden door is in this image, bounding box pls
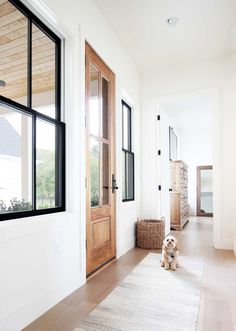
[196,165,213,217]
[85,43,116,276]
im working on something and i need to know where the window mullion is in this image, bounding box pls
[32,115,36,210]
[125,151,128,200]
[28,19,36,210]
[27,19,32,108]
[55,40,61,121]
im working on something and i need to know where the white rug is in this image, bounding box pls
[75,253,204,331]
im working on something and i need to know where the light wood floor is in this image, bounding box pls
[24,217,236,331]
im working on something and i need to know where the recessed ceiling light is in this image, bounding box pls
[167,17,178,26]
[0,80,6,87]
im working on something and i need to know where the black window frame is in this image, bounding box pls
[0,0,65,222]
[122,100,134,202]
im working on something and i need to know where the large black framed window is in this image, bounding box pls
[0,0,65,221]
[122,100,134,201]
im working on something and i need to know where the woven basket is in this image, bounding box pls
[136,217,165,249]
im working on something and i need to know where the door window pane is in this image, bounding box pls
[102,142,109,205]
[89,65,99,136]
[0,105,32,213]
[36,119,56,209]
[32,24,56,118]
[102,77,108,139]
[0,1,28,105]
[90,137,99,207]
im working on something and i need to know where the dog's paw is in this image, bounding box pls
[165,265,170,270]
[171,266,177,271]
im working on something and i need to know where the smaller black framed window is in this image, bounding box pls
[122,100,134,201]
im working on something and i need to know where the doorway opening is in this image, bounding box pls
[156,88,218,237]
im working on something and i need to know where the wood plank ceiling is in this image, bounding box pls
[0,0,55,103]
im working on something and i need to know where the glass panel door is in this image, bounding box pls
[200,169,213,214]
[86,43,116,275]
[197,166,213,216]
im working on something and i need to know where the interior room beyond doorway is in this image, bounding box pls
[158,91,215,233]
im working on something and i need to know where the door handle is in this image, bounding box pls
[103,186,109,189]
[112,174,118,193]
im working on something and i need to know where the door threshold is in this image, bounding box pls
[87,256,116,280]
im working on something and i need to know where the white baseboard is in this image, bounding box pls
[233,237,236,257]
[0,272,85,331]
[117,237,135,258]
[214,238,233,250]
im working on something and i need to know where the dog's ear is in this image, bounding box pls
[175,238,179,251]
[162,238,167,251]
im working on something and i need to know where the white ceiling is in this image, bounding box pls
[161,95,213,129]
[95,0,236,73]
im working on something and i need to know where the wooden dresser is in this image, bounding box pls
[170,161,189,230]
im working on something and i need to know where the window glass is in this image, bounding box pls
[102,142,109,205]
[89,65,99,136]
[200,169,213,214]
[36,119,56,209]
[122,102,131,151]
[127,152,134,199]
[102,77,108,139]
[32,23,56,118]
[90,136,99,207]
[0,1,28,105]
[0,104,32,214]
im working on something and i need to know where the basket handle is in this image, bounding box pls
[160,216,165,222]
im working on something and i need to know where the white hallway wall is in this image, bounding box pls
[179,128,212,215]
[141,52,236,250]
[0,0,140,330]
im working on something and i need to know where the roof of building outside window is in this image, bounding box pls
[0,118,21,158]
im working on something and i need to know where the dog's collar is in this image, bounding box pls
[167,251,175,258]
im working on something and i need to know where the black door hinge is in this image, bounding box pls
[158,150,161,156]
[158,185,161,191]
[157,115,160,121]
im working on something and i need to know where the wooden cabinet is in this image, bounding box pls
[170,161,189,230]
